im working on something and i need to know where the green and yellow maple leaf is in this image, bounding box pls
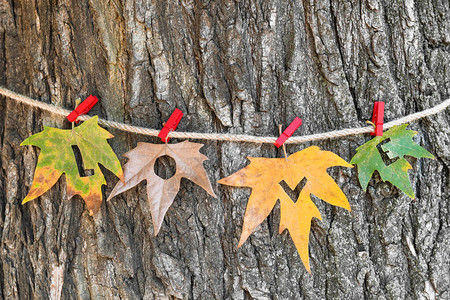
[218,146,352,273]
[21,116,124,214]
[350,124,434,198]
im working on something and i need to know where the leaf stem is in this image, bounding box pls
[279,124,288,161]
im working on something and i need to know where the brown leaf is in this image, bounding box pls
[108,141,216,234]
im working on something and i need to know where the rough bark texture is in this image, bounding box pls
[0,0,449,299]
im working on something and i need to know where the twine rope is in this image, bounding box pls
[1,86,449,144]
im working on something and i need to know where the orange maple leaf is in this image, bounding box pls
[218,146,352,272]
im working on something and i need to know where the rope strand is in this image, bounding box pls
[1,86,449,144]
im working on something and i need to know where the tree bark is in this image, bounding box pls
[1,0,449,299]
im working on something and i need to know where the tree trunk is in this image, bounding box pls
[1,0,449,299]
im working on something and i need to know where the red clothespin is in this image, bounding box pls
[158,108,184,142]
[370,101,385,136]
[67,95,98,123]
[274,117,302,148]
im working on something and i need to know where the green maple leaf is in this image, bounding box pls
[350,124,434,198]
[21,116,124,214]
